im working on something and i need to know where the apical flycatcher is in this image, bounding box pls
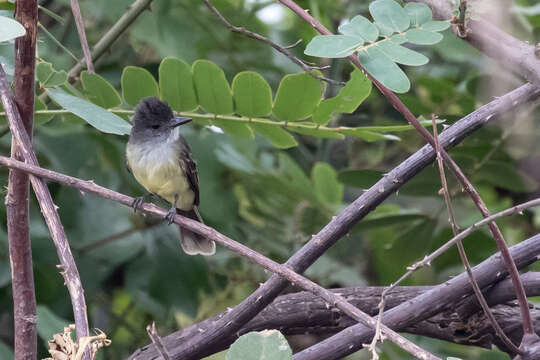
[126,97,215,256]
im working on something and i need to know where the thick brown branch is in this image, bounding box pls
[9,1,38,359]
[131,82,540,360]
[0,66,90,360]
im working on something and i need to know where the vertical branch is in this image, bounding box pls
[431,118,520,354]
[8,0,38,358]
[70,0,94,73]
[0,66,91,360]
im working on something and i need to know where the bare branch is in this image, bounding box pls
[67,0,154,79]
[9,1,38,358]
[0,65,90,360]
[0,156,439,360]
[69,0,94,73]
[146,323,170,360]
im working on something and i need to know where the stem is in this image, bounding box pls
[70,0,94,73]
[67,0,154,79]
[9,0,38,358]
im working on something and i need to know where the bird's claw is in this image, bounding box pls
[165,207,176,225]
[132,196,145,213]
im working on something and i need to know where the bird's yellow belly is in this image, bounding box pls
[127,143,195,210]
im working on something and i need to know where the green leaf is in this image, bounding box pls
[312,162,343,205]
[36,305,69,344]
[376,40,429,66]
[47,88,131,135]
[192,60,233,115]
[404,2,432,26]
[273,73,322,121]
[226,331,292,360]
[312,68,371,125]
[0,15,25,42]
[250,123,297,148]
[232,71,272,118]
[338,169,384,188]
[36,61,67,88]
[159,57,197,112]
[357,47,410,93]
[0,1,14,11]
[369,0,410,33]
[288,125,345,139]
[338,15,379,42]
[81,71,122,109]
[304,35,363,58]
[121,66,159,106]
[212,119,254,138]
[35,96,54,124]
[405,28,443,45]
[420,20,450,32]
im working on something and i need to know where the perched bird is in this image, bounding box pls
[126,97,215,255]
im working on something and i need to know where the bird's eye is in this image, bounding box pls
[151,125,160,129]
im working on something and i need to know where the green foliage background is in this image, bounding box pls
[0,0,540,359]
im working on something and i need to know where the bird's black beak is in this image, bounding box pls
[171,116,192,128]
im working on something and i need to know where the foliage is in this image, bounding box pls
[226,331,292,360]
[0,0,538,359]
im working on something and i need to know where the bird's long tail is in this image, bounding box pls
[176,207,215,256]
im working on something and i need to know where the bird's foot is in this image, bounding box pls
[165,206,176,225]
[131,193,152,213]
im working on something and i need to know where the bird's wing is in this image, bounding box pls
[179,136,200,206]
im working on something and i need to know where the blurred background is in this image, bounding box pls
[0,0,540,358]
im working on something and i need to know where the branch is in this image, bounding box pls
[0,156,439,360]
[0,66,90,360]
[405,0,540,89]
[201,0,343,86]
[67,0,154,79]
[69,0,94,73]
[165,273,540,354]
[9,1,38,358]
[293,233,540,360]
[130,83,540,360]
[275,0,537,347]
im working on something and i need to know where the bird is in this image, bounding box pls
[125,97,215,256]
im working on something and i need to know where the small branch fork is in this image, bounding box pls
[0,155,439,360]
[201,0,344,86]
[273,0,536,351]
[0,66,91,360]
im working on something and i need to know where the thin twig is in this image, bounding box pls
[0,155,439,360]
[201,0,344,86]
[0,65,91,360]
[9,1,38,358]
[38,22,80,62]
[147,323,170,360]
[67,0,154,79]
[274,0,535,343]
[70,0,94,73]
[431,116,520,353]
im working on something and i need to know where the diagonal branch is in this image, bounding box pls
[0,65,91,360]
[275,0,537,347]
[69,0,94,73]
[130,83,540,359]
[201,0,343,86]
[67,0,154,79]
[0,156,440,360]
[9,1,38,359]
